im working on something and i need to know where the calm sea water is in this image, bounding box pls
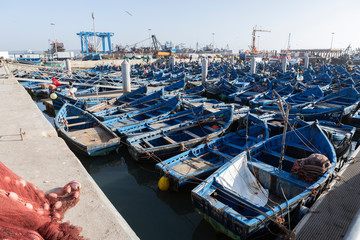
[35,101,231,240]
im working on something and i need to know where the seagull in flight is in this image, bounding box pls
[125,11,133,16]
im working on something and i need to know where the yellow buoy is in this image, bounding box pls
[158,176,170,191]
[50,93,57,100]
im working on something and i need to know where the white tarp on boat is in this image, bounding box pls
[215,152,269,207]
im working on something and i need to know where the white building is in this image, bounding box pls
[0,51,9,59]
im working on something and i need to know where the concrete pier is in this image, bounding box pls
[294,146,360,239]
[0,66,138,239]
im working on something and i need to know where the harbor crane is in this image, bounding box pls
[151,35,171,58]
[251,27,270,54]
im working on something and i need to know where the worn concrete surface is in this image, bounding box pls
[0,66,139,240]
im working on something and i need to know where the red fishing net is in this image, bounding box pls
[0,161,85,239]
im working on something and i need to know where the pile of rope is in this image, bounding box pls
[291,153,332,183]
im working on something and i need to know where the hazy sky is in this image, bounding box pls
[1,0,359,52]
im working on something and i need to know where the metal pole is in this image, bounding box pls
[50,23,57,58]
[212,33,215,53]
[148,29,151,48]
[330,32,335,49]
[92,12,97,54]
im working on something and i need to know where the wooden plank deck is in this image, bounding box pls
[68,126,114,144]
[171,157,214,175]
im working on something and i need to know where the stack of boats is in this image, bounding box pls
[18,61,360,239]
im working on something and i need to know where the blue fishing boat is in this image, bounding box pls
[306,120,355,161]
[17,57,42,65]
[192,123,336,239]
[228,80,272,104]
[86,85,148,114]
[260,105,345,123]
[181,84,205,96]
[205,79,243,99]
[102,96,181,132]
[310,86,360,117]
[155,119,268,190]
[261,87,359,123]
[162,78,186,94]
[51,91,111,112]
[54,103,121,156]
[285,86,324,106]
[94,89,165,121]
[306,73,332,90]
[126,108,234,162]
[348,109,360,127]
[182,98,248,115]
[249,84,294,107]
[114,105,207,137]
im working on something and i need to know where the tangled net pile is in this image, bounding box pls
[291,153,332,183]
[0,161,85,240]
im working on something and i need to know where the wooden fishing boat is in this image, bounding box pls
[261,87,360,123]
[155,119,268,190]
[192,123,336,239]
[205,78,243,99]
[309,86,360,117]
[86,85,148,114]
[260,105,345,123]
[114,105,208,137]
[54,103,121,156]
[52,91,111,112]
[126,108,234,162]
[249,84,294,107]
[102,96,181,133]
[228,80,272,104]
[305,73,332,90]
[161,78,186,94]
[285,86,324,106]
[93,89,165,121]
[347,109,360,127]
[182,98,248,116]
[316,120,355,161]
[181,84,205,96]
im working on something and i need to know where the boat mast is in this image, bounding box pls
[273,90,291,171]
[92,12,97,54]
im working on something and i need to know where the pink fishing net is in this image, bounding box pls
[0,161,85,239]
